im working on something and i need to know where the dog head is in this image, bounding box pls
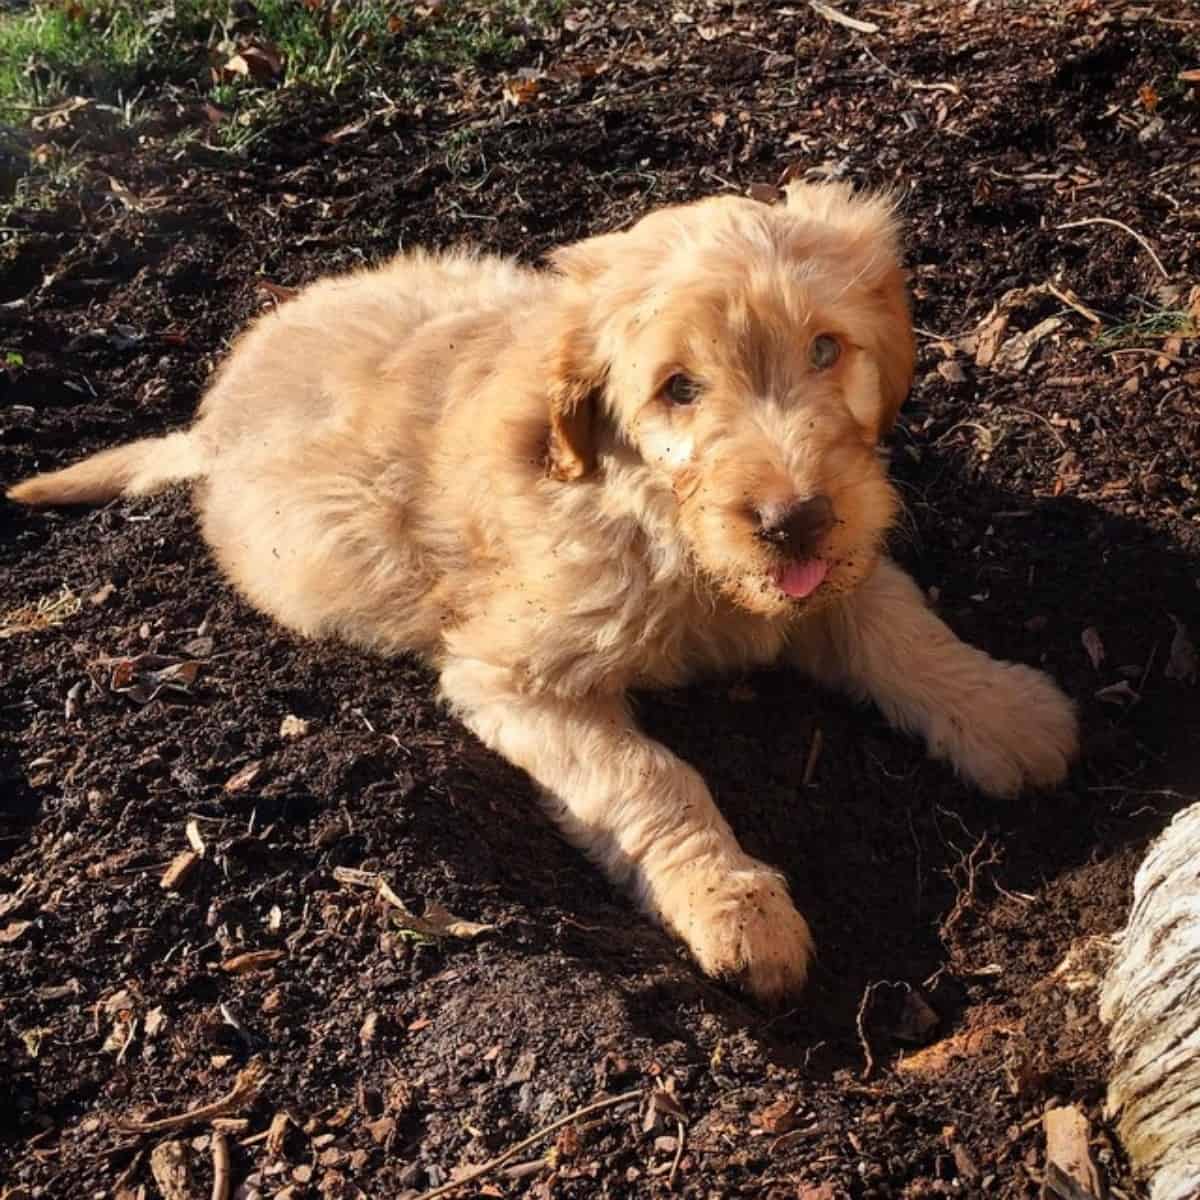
[546,184,914,618]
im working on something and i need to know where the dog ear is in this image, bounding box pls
[866,262,915,439]
[545,308,605,482]
[547,231,628,287]
[785,181,914,439]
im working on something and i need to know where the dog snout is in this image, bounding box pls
[755,494,836,558]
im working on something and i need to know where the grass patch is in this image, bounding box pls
[0,1,219,123]
[1096,305,1197,349]
[0,0,565,122]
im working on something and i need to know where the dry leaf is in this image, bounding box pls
[107,654,202,704]
[224,42,285,82]
[0,919,32,945]
[1095,680,1139,705]
[1081,627,1105,671]
[1165,615,1197,684]
[755,1097,801,1134]
[992,316,1064,373]
[502,77,541,106]
[393,900,494,940]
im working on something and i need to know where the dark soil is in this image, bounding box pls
[2,2,1199,1197]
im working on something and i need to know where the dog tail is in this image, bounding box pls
[7,431,204,507]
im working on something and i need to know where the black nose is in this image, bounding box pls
[756,494,836,558]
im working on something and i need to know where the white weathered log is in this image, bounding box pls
[1100,801,1200,1200]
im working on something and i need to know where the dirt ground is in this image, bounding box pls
[2,1,1199,1197]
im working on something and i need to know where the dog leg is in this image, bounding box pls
[789,558,1078,797]
[440,657,814,1002]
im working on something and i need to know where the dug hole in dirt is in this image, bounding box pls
[1,2,1199,1197]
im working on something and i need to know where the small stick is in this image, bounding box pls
[803,728,824,786]
[1107,347,1187,366]
[808,1,879,34]
[1056,218,1170,281]
[414,1089,642,1200]
[668,1118,686,1189]
[1044,281,1102,325]
[211,1131,231,1200]
[856,982,883,1080]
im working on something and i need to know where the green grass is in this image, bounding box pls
[0,2,217,122]
[0,0,565,123]
[0,0,564,218]
[1095,305,1197,349]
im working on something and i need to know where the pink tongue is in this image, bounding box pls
[778,558,829,599]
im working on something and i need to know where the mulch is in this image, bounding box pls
[1,1,1198,1197]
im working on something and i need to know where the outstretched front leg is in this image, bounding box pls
[440,657,814,1003]
[788,559,1078,797]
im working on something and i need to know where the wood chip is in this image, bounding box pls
[279,714,310,739]
[149,1140,194,1200]
[223,761,263,793]
[160,850,200,892]
[220,950,285,975]
[185,820,207,857]
[1042,1105,1104,1199]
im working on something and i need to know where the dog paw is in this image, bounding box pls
[932,661,1079,797]
[659,860,814,1004]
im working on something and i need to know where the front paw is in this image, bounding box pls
[931,661,1078,797]
[656,859,814,1004]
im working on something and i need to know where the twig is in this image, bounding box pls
[1044,281,1102,325]
[115,1062,266,1134]
[1106,347,1187,366]
[414,1089,642,1200]
[939,833,1002,941]
[211,1131,231,1200]
[808,1,879,33]
[856,982,884,1079]
[1056,218,1170,282]
[1006,406,1067,449]
[669,1118,686,1189]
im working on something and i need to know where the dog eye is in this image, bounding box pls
[809,334,841,370]
[663,373,701,406]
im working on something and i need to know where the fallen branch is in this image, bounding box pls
[211,1130,231,1200]
[414,1089,643,1200]
[115,1062,266,1134]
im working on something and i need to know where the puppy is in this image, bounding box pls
[8,185,1078,1002]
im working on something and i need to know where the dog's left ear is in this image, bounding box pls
[784,181,915,440]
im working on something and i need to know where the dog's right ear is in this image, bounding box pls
[547,230,628,287]
[545,305,606,482]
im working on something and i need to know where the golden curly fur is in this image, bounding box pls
[8,184,1078,1001]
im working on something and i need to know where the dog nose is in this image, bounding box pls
[756,494,836,557]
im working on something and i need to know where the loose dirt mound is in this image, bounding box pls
[2,2,1198,1197]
